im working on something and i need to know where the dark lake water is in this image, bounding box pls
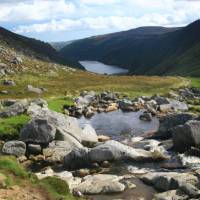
[79,61,129,75]
[78,110,159,140]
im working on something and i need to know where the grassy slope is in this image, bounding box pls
[0,156,81,200]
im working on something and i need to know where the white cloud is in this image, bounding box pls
[0,0,75,22]
[80,0,120,5]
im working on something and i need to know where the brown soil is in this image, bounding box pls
[0,185,51,200]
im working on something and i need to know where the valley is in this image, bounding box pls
[0,19,200,200]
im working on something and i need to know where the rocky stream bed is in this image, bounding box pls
[1,88,200,200]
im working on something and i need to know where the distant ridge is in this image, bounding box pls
[59,20,200,76]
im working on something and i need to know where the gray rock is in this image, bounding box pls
[20,118,56,145]
[1,99,17,107]
[155,113,197,139]
[43,141,83,163]
[118,99,134,111]
[173,120,200,152]
[81,124,98,147]
[2,141,26,157]
[0,100,28,118]
[12,56,23,65]
[27,85,43,94]
[139,113,152,122]
[73,174,125,194]
[154,96,170,105]
[27,144,42,155]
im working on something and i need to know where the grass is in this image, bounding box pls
[48,97,74,113]
[0,115,30,140]
[190,77,200,88]
[0,156,81,200]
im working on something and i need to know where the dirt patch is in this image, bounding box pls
[0,185,51,200]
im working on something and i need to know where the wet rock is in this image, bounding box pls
[172,120,200,152]
[73,174,125,194]
[2,141,26,157]
[155,113,197,139]
[0,100,28,118]
[154,190,188,200]
[118,99,135,111]
[81,124,98,147]
[139,112,152,122]
[178,154,200,169]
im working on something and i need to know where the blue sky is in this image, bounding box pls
[0,0,200,42]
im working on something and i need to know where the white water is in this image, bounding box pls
[79,61,129,75]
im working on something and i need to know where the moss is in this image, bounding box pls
[48,97,74,113]
[0,115,30,140]
[39,177,81,200]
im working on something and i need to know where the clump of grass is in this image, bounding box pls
[48,97,74,113]
[0,156,28,178]
[0,114,30,140]
[39,177,80,200]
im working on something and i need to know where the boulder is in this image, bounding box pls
[154,96,170,105]
[43,141,83,163]
[172,120,200,152]
[2,141,26,157]
[0,100,28,118]
[141,172,200,197]
[155,113,197,139]
[20,118,56,145]
[81,124,98,147]
[73,174,125,194]
[1,99,17,107]
[118,99,135,111]
[89,140,164,162]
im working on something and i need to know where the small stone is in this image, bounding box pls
[98,135,110,142]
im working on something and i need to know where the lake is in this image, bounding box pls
[79,61,129,75]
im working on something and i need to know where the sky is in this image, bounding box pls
[0,0,200,42]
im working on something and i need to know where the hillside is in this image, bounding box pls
[59,20,200,76]
[0,27,83,69]
[50,41,74,51]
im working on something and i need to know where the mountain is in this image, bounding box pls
[0,27,83,69]
[50,41,74,51]
[59,20,200,76]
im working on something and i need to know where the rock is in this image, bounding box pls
[2,141,26,157]
[139,112,152,122]
[81,124,98,147]
[123,180,136,189]
[98,135,110,142]
[179,88,195,99]
[141,172,200,197]
[83,106,95,118]
[64,147,90,170]
[1,99,17,107]
[75,93,96,108]
[27,144,42,155]
[159,104,172,113]
[172,120,200,152]
[2,80,16,86]
[89,140,164,163]
[12,56,23,64]
[0,100,28,118]
[155,113,197,139]
[30,99,48,107]
[0,90,8,95]
[20,118,56,146]
[106,103,118,112]
[27,85,43,94]
[43,141,83,163]
[154,190,188,200]
[101,92,117,101]
[73,174,125,194]
[178,154,200,169]
[154,96,170,105]
[118,99,135,111]
[127,166,153,174]
[75,169,90,177]
[168,99,188,111]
